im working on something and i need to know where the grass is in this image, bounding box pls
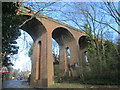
[68,79,120,85]
[49,76,120,88]
[21,79,120,88]
[49,82,120,88]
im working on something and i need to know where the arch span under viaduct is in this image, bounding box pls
[18,7,88,88]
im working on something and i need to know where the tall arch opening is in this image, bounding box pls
[52,39,59,81]
[52,27,75,46]
[79,36,88,50]
[52,27,75,81]
[11,29,33,80]
[79,36,89,63]
[36,41,42,80]
[19,15,47,86]
[9,15,47,86]
[66,47,71,62]
[20,15,47,41]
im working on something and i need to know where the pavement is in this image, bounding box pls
[2,80,33,88]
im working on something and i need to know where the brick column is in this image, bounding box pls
[68,41,79,64]
[30,41,37,86]
[30,39,42,87]
[46,34,54,86]
[67,40,80,77]
[31,32,48,88]
[59,45,68,77]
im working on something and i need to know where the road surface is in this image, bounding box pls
[3,80,33,88]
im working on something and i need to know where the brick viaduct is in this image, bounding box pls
[18,7,88,88]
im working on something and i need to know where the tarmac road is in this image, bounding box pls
[2,80,33,88]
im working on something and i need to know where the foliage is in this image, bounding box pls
[84,24,95,54]
[2,2,21,66]
[79,24,120,85]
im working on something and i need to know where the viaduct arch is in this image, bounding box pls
[18,7,87,88]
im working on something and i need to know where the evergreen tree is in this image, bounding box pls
[2,2,21,66]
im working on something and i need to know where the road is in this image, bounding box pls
[3,80,33,88]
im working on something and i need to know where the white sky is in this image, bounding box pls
[13,53,32,71]
[12,30,33,72]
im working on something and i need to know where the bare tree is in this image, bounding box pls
[55,2,119,79]
[91,2,120,34]
[104,2,120,26]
